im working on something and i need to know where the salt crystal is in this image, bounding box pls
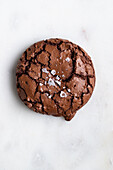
[56,75,60,80]
[65,57,70,62]
[48,74,51,77]
[55,80,61,86]
[39,83,43,86]
[40,88,43,91]
[63,87,65,89]
[48,95,52,99]
[62,74,65,77]
[51,70,56,75]
[67,89,71,92]
[48,78,56,86]
[60,91,67,98]
[42,68,49,73]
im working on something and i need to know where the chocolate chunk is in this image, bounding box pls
[16,38,96,121]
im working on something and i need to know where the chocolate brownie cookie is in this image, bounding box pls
[16,38,95,121]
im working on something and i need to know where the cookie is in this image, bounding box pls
[16,38,95,121]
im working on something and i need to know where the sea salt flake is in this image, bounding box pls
[42,68,49,73]
[56,75,60,80]
[48,78,56,86]
[67,89,71,92]
[40,88,43,91]
[63,87,65,89]
[46,93,49,96]
[60,91,67,98]
[51,70,56,75]
[39,83,43,86]
[55,80,61,86]
[65,57,70,62]
[48,74,51,77]
[62,74,65,77]
[48,95,52,99]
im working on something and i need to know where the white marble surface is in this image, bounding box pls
[0,0,113,169]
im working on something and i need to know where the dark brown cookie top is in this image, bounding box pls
[16,38,95,121]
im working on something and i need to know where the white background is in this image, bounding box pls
[0,0,113,169]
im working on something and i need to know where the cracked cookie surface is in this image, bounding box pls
[16,38,95,121]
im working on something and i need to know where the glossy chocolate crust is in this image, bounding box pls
[16,38,95,121]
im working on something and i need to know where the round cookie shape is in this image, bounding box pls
[16,38,95,121]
